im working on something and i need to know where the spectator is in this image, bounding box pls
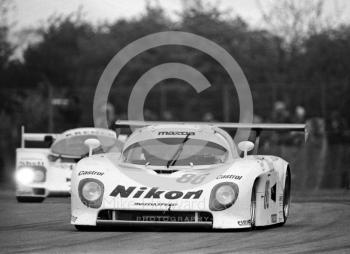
[144,109,158,121]
[293,106,306,123]
[271,101,291,123]
[327,111,347,144]
[202,112,216,122]
[162,110,175,121]
[270,101,291,146]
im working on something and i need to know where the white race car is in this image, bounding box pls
[15,127,117,202]
[71,121,306,230]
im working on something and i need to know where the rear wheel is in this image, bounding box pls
[281,169,291,224]
[16,196,45,203]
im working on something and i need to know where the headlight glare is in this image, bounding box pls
[15,167,35,185]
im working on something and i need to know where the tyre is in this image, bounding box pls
[74,225,97,231]
[16,196,45,203]
[250,181,257,228]
[281,168,291,225]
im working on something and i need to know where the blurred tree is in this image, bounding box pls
[0,0,16,183]
[23,15,94,89]
[300,26,350,120]
[179,1,283,120]
[2,0,350,130]
[256,0,349,119]
[256,0,345,52]
[0,0,13,70]
[0,0,16,115]
[19,14,95,130]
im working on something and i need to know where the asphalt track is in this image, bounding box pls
[0,190,350,254]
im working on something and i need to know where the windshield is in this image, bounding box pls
[48,154,80,163]
[123,138,228,166]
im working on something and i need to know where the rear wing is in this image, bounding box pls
[114,120,308,151]
[116,120,306,133]
[21,126,58,148]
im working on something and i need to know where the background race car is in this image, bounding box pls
[71,121,306,230]
[15,127,118,202]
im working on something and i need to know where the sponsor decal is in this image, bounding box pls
[78,171,104,176]
[71,215,78,223]
[271,214,277,223]
[65,129,114,138]
[19,161,44,167]
[110,185,203,200]
[134,202,177,207]
[136,215,211,222]
[238,219,251,226]
[216,175,242,180]
[158,131,195,136]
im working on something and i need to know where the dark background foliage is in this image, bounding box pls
[0,1,349,188]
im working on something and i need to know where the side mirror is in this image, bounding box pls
[84,138,101,156]
[238,141,254,158]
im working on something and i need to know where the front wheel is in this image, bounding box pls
[16,196,45,203]
[74,225,97,231]
[250,181,257,228]
[281,169,291,225]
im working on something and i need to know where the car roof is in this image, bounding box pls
[51,128,116,157]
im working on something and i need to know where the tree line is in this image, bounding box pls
[0,3,349,134]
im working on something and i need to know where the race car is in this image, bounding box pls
[15,127,117,202]
[71,120,306,230]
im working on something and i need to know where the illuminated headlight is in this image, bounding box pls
[210,182,239,211]
[15,166,46,185]
[15,167,35,185]
[78,178,104,208]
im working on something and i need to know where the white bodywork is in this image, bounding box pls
[16,148,73,197]
[71,122,304,229]
[15,127,117,201]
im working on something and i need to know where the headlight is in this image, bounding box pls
[78,178,104,208]
[215,185,236,205]
[15,166,46,185]
[15,167,35,185]
[210,182,239,211]
[82,182,102,201]
[34,169,45,182]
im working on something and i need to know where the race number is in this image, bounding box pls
[176,173,209,184]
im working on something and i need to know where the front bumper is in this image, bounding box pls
[16,183,71,198]
[97,220,212,228]
[72,203,252,229]
[96,209,213,227]
[16,184,47,197]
